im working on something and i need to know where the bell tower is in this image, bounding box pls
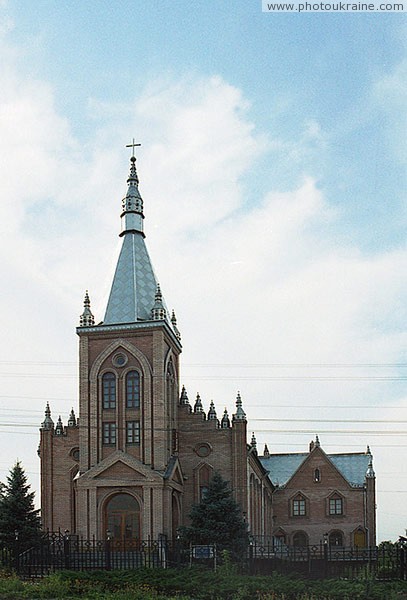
[74,147,183,540]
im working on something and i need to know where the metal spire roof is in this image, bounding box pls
[103,154,169,325]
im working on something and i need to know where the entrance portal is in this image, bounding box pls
[105,493,141,545]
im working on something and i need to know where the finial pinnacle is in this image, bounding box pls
[41,402,54,430]
[233,390,246,421]
[80,290,95,327]
[151,283,166,321]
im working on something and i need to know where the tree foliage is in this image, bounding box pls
[181,471,248,560]
[0,461,41,552]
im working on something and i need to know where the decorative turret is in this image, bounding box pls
[366,456,376,479]
[171,310,181,341]
[233,391,246,421]
[151,284,166,321]
[55,416,64,436]
[180,385,189,405]
[207,401,218,421]
[67,408,77,427]
[41,403,54,430]
[366,445,371,455]
[263,444,270,458]
[250,432,257,453]
[193,393,204,414]
[79,291,95,327]
[315,435,320,447]
[221,408,230,428]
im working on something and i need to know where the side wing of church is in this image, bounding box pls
[38,154,375,547]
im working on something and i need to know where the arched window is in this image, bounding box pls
[314,468,321,482]
[198,464,212,502]
[126,371,140,409]
[329,531,343,546]
[102,373,116,409]
[293,531,308,547]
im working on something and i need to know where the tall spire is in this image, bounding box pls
[103,150,170,325]
[79,291,95,327]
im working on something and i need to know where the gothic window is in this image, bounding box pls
[126,371,140,409]
[197,464,212,502]
[314,468,321,482]
[292,494,306,516]
[103,422,116,445]
[293,531,308,547]
[102,373,116,409]
[329,495,343,515]
[126,421,140,445]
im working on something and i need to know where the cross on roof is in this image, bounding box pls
[126,138,141,158]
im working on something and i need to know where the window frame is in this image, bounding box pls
[329,496,343,516]
[102,421,116,446]
[292,494,307,517]
[126,370,140,409]
[126,420,140,445]
[102,372,116,410]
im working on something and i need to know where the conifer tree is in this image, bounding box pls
[182,471,248,560]
[0,461,41,552]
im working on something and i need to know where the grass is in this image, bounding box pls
[0,568,406,600]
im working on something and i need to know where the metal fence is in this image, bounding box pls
[1,533,406,581]
[248,539,407,580]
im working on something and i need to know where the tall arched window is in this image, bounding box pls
[126,371,140,409]
[102,372,116,409]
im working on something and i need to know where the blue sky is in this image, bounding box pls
[0,0,406,541]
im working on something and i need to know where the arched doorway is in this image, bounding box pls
[105,493,141,545]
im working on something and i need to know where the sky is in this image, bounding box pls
[0,0,406,542]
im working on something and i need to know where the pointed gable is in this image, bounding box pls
[260,447,371,489]
[95,461,146,481]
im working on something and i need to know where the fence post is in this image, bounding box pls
[323,536,328,578]
[105,531,111,571]
[249,538,254,575]
[400,547,406,580]
[63,530,70,570]
[13,531,20,574]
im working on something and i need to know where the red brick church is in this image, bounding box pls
[38,153,376,547]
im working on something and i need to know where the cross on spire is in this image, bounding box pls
[126,138,141,158]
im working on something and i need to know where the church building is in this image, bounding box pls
[39,152,375,547]
[39,152,273,543]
